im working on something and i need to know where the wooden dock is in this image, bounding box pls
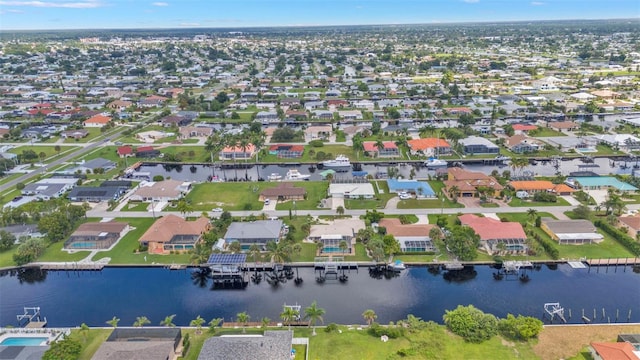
[169,264,186,270]
[586,258,640,266]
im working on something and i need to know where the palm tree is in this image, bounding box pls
[336,205,345,215]
[527,208,538,223]
[447,185,460,202]
[106,316,120,328]
[429,227,442,243]
[133,316,150,327]
[261,317,271,329]
[266,241,291,264]
[190,315,206,335]
[208,318,223,334]
[362,309,377,326]
[316,241,324,254]
[252,131,266,179]
[79,323,90,341]
[160,314,176,327]
[339,240,348,254]
[176,199,193,217]
[228,241,242,253]
[304,301,325,336]
[190,242,210,265]
[374,139,385,158]
[248,243,261,263]
[280,306,299,330]
[236,312,250,333]
[239,137,251,179]
[352,133,364,159]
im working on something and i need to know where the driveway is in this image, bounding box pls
[262,201,277,211]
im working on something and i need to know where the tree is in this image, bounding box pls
[106,316,120,328]
[0,230,16,251]
[280,306,299,330]
[498,314,543,340]
[208,317,223,334]
[190,242,211,265]
[573,204,592,219]
[54,145,61,156]
[42,336,82,360]
[429,227,442,243]
[382,234,401,256]
[336,205,345,215]
[133,316,150,327]
[339,240,348,254]
[447,185,460,203]
[79,323,90,341]
[261,317,271,329]
[446,226,480,261]
[266,240,291,264]
[304,301,326,336]
[228,241,242,253]
[160,314,176,327]
[236,311,250,333]
[443,305,498,343]
[190,315,206,334]
[176,199,193,217]
[527,208,538,222]
[362,309,377,326]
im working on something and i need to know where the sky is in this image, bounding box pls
[0,0,638,30]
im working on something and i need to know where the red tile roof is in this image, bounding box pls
[363,141,398,152]
[590,342,638,360]
[459,214,526,241]
[117,146,133,156]
[136,146,155,152]
[407,138,451,151]
[512,124,538,131]
[84,114,111,124]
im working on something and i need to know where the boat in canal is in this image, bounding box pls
[284,169,310,181]
[267,173,283,181]
[425,158,448,168]
[321,154,351,169]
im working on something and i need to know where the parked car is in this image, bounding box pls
[211,207,223,212]
[264,199,270,205]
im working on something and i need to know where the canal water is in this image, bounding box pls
[133,156,637,183]
[1,265,638,327]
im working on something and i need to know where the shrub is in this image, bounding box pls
[499,314,543,340]
[309,139,324,147]
[595,220,640,256]
[153,175,164,182]
[324,323,339,333]
[368,323,404,339]
[443,305,498,343]
[42,336,82,360]
[533,192,557,203]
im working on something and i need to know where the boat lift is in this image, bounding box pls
[543,302,567,323]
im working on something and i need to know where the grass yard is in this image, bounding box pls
[509,197,571,207]
[0,173,22,186]
[594,144,625,156]
[91,217,191,264]
[122,201,150,211]
[291,242,319,262]
[38,241,92,262]
[394,253,441,262]
[160,146,209,162]
[275,181,329,211]
[63,128,104,144]
[186,182,275,211]
[529,128,567,137]
[73,328,113,360]
[9,145,79,163]
[78,145,122,163]
[345,180,394,209]
[0,245,18,268]
[260,144,357,164]
[556,231,635,260]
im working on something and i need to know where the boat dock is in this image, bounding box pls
[586,258,640,266]
[38,262,104,270]
[17,307,47,328]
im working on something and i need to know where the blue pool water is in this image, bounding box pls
[321,247,345,253]
[68,242,97,249]
[0,337,48,346]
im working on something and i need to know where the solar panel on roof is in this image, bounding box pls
[207,253,247,264]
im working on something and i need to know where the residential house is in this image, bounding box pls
[139,215,210,254]
[179,126,214,139]
[548,121,579,132]
[160,115,192,127]
[22,177,78,200]
[445,168,503,198]
[363,141,400,158]
[407,138,452,157]
[106,100,132,112]
[136,146,161,158]
[386,179,436,198]
[268,144,304,158]
[505,134,543,153]
[328,183,375,199]
[567,176,638,192]
[83,114,111,128]
[285,110,308,120]
[509,180,575,196]
[219,144,256,160]
[117,145,134,158]
[308,218,365,254]
[93,328,182,360]
[338,110,363,121]
[256,111,280,124]
[305,125,332,141]
[459,214,528,254]
[61,129,89,139]
[619,215,640,237]
[64,158,115,174]
[223,220,284,250]
[259,183,306,201]
[64,221,129,250]
[130,180,192,202]
[378,218,437,252]
[541,218,604,245]
[459,136,500,155]
[592,134,640,151]
[138,95,167,108]
[198,331,292,360]
[136,130,171,143]
[67,186,125,202]
[590,341,639,360]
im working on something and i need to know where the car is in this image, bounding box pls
[264,199,270,205]
[398,192,412,200]
[211,207,223,212]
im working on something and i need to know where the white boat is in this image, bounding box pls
[387,260,406,272]
[285,169,310,181]
[322,154,351,169]
[267,173,282,181]
[425,158,448,168]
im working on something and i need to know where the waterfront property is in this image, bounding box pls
[268,144,304,158]
[219,144,256,161]
[92,327,182,360]
[541,218,604,245]
[259,183,306,202]
[509,180,575,196]
[618,215,640,237]
[386,179,436,198]
[308,218,365,254]
[378,218,436,252]
[64,221,129,250]
[363,141,400,158]
[567,176,638,192]
[445,168,503,198]
[139,215,210,254]
[129,180,192,202]
[406,138,451,157]
[328,182,375,199]
[223,220,284,250]
[459,214,528,254]
[198,330,293,360]
[67,186,125,203]
[459,136,500,155]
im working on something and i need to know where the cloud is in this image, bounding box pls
[462,0,479,3]
[531,1,544,5]
[0,0,102,8]
[0,8,24,13]
[179,22,200,27]
[152,1,168,6]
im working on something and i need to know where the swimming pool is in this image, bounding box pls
[0,337,48,346]
[322,247,346,253]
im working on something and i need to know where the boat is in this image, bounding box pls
[267,173,282,181]
[425,158,448,168]
[285,169,310,181]
[387,260,406,272]
[495,155,511,161]
[321,154,351,169]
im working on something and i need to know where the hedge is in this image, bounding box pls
[594,220,640,256]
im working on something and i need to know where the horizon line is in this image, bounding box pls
[1,17,638,33]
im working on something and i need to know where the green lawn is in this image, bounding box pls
[161,146,209,162]
[529,128,567,137]
[121,202,150,211]
[345,180,394,210]
[275,181,329,211]
[556,231,635,260]
[260,144,357,163]
[291,242,319,262]
[0,173,22,186]
[186,182,276,211]
[73,328,113,360]
[63,128,103,144]
[91,217,191,264]
[594,144,625,156]
[0,245,18,268]
[9,145,79,163]
[38,241,92,262]
[78,145,122,163]
[509,197,571,207]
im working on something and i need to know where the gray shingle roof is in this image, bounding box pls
[198,331,292,360]
[224,220,283,240]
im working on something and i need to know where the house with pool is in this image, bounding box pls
[64,221,129,250]
[223,220,284,251]
[459,214,528,254]
[139,214,210,254]
[308,218,365,255]
[378,218,437,252]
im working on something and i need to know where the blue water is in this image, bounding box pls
[68,242,97,249]
[0,265,639,327]
[0,337,47,346]
[321,247,345,253]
